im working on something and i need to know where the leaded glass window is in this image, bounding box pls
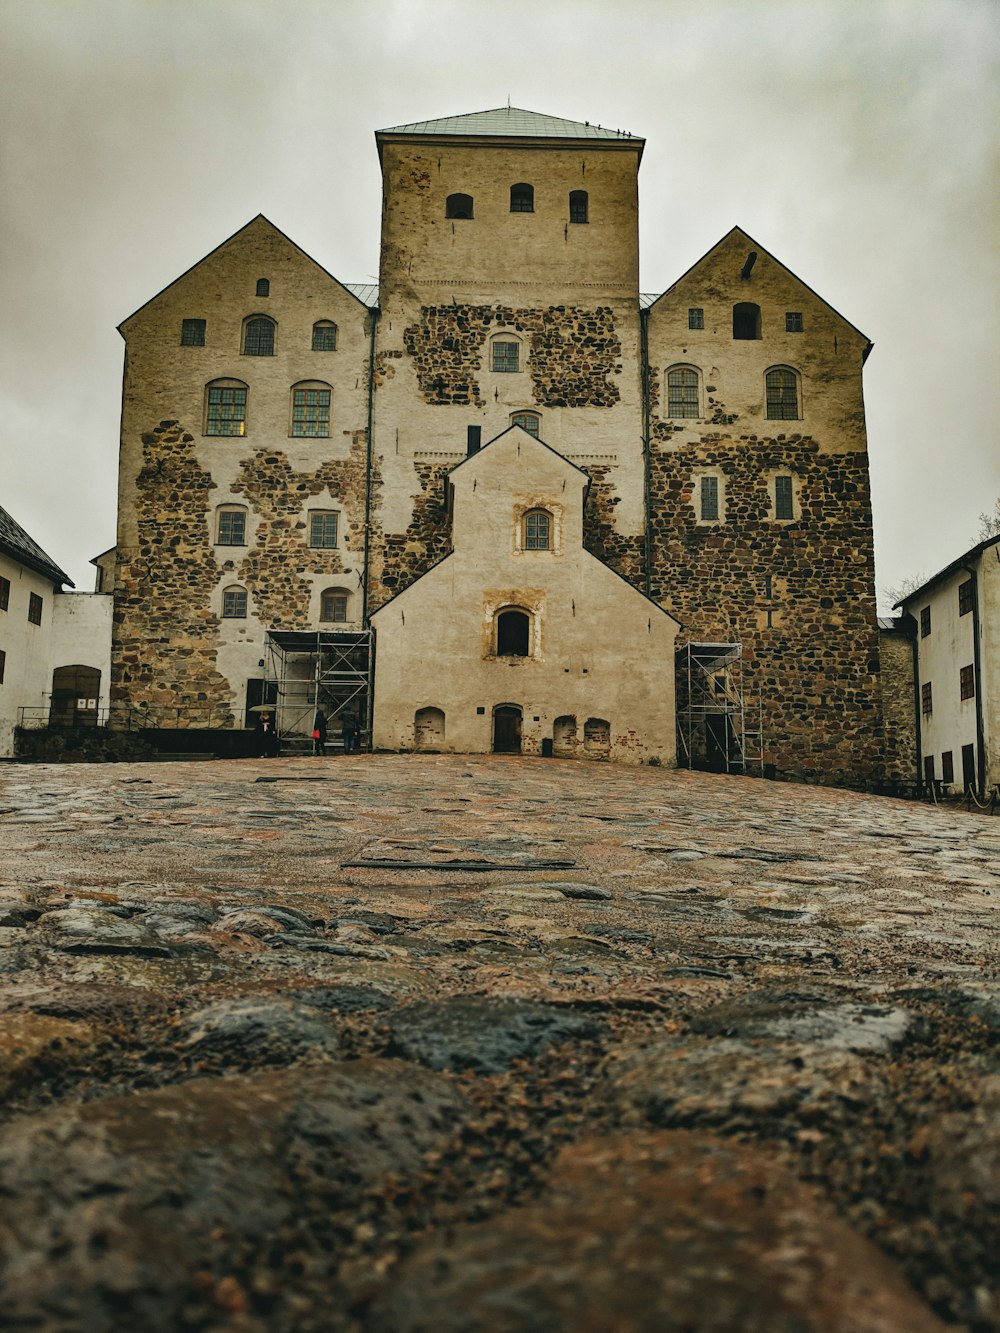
[700,476,720,522]
[774,475,794,520]
[667,366,699,418]
[243,317,275,356]
[309,511,338,549]
[524,511,551,550]
[223,587,248,618]
[766,368,798,420]
[206,384,247,436]
[217,509,247,545]
[292,387,331,437]
[492,341,520,373]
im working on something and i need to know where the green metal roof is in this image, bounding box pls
[376,107,642,145]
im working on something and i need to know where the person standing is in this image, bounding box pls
[313,709,328,756]
[341,709,358,755]
[257,710,277,758]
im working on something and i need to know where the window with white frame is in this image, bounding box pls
[522,509,552,550]
[309,511,338,549]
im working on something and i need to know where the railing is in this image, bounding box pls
[16,705,246,732]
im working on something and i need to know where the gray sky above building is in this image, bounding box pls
[2,0,997,602]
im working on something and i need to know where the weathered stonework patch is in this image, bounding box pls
[403,305,622,409]
[376,462,453,605]
[112,421,233,725]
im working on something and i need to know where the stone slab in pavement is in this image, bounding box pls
[0,754,997,1331]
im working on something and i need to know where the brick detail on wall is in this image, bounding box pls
[111,420,233,725]
[647,431,885,786]
[403,304,622,408]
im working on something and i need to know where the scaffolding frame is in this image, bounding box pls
[263,629,374,746]
[676,642,764,777]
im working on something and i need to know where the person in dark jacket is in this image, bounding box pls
[341,709,359,755]
[257,710,278,758]
[313,709,328,756]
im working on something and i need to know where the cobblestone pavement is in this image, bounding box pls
[0,755,997,1331]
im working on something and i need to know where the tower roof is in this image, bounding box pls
[376,107,643,160]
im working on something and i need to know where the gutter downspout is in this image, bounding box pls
[959,563,987,800]
[362,307,379,628]
[639,306,652,597]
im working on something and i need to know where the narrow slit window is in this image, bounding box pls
[27,592,43,625]
[774,475,794,520]
[700,476,720,522]
[920,606,931,637]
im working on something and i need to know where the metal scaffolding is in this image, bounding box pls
[676,642,764,776]
[262,629,374,747]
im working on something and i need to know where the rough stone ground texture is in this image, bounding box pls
[0,755,996,1331]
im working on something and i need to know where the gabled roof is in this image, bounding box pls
[376,107,643,162]
[894,533,1000,609]
[645,226,872,353]
[118,215,371,332]
[448,424,590,483]
[0,503,73,587]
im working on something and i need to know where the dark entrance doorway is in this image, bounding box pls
[962,743,976,791]
[493,705,522,754]
[49,665,101,727]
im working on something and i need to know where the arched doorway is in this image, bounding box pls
[414,706,446,750]
[49,665,101,727]
[492,704,522,754]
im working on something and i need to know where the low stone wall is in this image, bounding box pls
[13,727,157,764]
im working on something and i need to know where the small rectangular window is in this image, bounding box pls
[181,318,206,346]
[924,754,935,784]
[218,511,247,546]
[941,751,954,783]
[921,681,932,714]
[309,511,338,549]
[785,312,803,332]
[569,190,588,224]
[0,648,5,683]
[700,476,719,522]
[960,664,975,700]
[774,475,794,520]
[0,576,9,611]
[958,579,973,615]
[492,341,519,373]
[688,308,704,330]
[222,588,247,618]
[920,606,931,637]
[28,592,43,625]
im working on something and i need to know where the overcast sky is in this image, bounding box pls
[2,0,998,605]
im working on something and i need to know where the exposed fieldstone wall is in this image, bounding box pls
[879,626,918,783]
[647,430,886,787]
[112,421,234,726]
[377,462,453,606]
[403,305,622,408]
[581,465,643,581]
[232,432,378,630]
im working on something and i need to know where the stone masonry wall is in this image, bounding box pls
[647,427,886,787]
[403,305,621,409]
[878,627,918,784]
[112,420,234,726]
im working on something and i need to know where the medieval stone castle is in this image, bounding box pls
[111,106,892,785]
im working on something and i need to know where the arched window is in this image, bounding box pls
[320,587,350,623]
[415,706,446,749]
[522,509,552,551]
[205,379,248,436]
[666,365,700,418]
[496,608,530,657]
[242,315,275,356]
[569,190,588,224]
[222,585,248,618]
[510,410,540,437]
[216,505,248,546]
[733,302,761,340]
[765,367,800,420]
[312,321,337,351]
[491,335,521,373]
[291,381,332,437]
[256,278,270,297]
[446,193,474,219]
[510,183,534,213]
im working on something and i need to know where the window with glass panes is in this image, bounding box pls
[922,681,933,713]
[320,589,348,622]
[292,387,331,437]
[667,367,699,418]
[766,368,798,419]
[0,575,9,611]
[243,317,274,356]
[511,412,539,437]
[28,592,43,625]
[217,510,247,545]
[181,318,206,346]
[222,587,247,618]
[207,385,247,436]
[309,512,338,548]
[688,308,704,330]
[920,606,931,637]
[569,190,588,223]
[700,476,720,521]
[492,341,519,372]
[960,664,975,700]
[524,511,551,550]
[312,322,337,351]
[959,580,973,615]
[774,475,794,520]
[785,312,803,332]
